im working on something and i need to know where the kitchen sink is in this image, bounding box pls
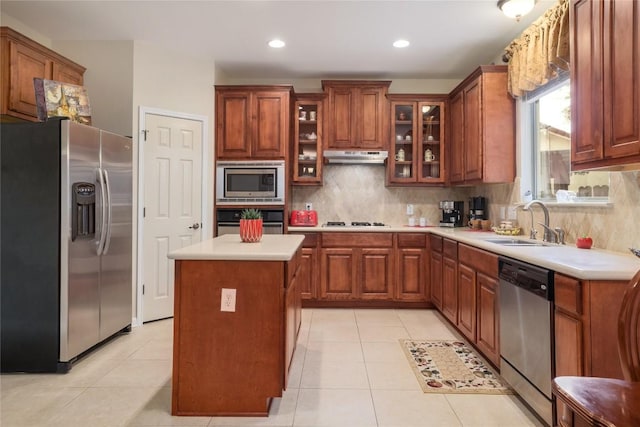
[484,238,550,247]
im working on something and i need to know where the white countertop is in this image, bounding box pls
[168,234,304,261]
[288,226,640,281]
[288,225,436,233]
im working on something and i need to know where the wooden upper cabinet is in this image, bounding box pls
[215,86,292,159]
[448,90,465,184]
[571,0,640,170]
[447,66,515,184]
[322,80,390,150]
[1,27,85,122]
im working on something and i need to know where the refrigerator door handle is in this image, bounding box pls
[96,168,107,255]
[102,169,113,254]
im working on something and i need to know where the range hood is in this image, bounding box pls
[323,150,388,164]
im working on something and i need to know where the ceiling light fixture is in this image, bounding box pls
[268,39,285,48]
[393,39,410,48]
[497,0,536,21]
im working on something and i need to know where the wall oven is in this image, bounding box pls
[499,256,554,426]
[216,209,285,236]
[216,160,285,205]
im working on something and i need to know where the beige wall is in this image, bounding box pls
[53,40,134,137]
[1,12,51,47]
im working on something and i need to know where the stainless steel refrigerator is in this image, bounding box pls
[1,118,132,373]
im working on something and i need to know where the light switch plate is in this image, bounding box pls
[221,288,236,312]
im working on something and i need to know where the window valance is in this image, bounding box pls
[503,0,570,97]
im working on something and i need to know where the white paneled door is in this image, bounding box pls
[143,113,202,322]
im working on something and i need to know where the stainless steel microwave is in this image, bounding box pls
[215,160,285,205]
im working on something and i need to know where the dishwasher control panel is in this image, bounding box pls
[498,257,554,300]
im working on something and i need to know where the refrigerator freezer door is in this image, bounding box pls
[99,130,132,340]
[61,121,102,362]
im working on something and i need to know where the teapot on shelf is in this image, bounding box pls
[424,148,435,162]
[396,148,405,161]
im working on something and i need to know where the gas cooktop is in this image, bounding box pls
[323,221,387,227]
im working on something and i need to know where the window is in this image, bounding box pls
[523,78,609,203]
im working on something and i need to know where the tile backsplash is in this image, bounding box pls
[291,166,640,256]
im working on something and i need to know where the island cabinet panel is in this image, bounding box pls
[322,80,390,150]
[172,259,288,416]
[215,86,292,159]
[1,27,85,122]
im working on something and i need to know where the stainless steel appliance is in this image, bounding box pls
[1,118,132,373]
[323,150,388,164]
[439,200,464,227]
[499,256,554,426]
[215,160,285,205]
[216,208,285,236]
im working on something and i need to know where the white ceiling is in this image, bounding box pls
[1,0,554,80]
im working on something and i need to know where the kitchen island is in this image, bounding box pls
[167,234,304,416]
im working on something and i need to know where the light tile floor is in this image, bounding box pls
[1,309,544,427]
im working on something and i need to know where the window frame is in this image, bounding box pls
[519,75,612,207]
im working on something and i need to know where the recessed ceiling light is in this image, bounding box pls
[268,39,285,48]
[393,39,410,48]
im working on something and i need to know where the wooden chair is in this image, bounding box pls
[552,269,640,427]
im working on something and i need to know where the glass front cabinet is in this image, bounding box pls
[387,95,446,185]
[292,94,325,184]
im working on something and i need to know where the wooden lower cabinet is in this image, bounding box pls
[300,247,317,299]
[360,248,394,300]
[294,231,430,306]
[476,272,499,364]
[396,233,428,302]
[441,239,458,324]
[320,247,356,299]
[429,235,443,310]
[457,263,476,341]
[553,272,630,427]
[319,233,394,300]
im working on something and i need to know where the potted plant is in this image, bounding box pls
[239,208,263,242]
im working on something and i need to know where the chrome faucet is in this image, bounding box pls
[523,200,564,244]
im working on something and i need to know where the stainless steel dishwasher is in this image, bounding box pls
[499,256,554,426]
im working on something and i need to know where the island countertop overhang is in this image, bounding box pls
[168,234,304,261]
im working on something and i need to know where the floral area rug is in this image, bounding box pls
[400,339,514,394]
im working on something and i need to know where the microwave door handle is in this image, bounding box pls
[96,168,107,255]
[102,169,113,254]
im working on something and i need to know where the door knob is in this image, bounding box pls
[188,223,200,230]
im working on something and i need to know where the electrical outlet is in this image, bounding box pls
[507,206,517,220]
[220,288,236,312]
[406,204,414,215]
[305,202,313,211]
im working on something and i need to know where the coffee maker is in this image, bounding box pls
[469,196,487,222]
[439,200,464,227]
